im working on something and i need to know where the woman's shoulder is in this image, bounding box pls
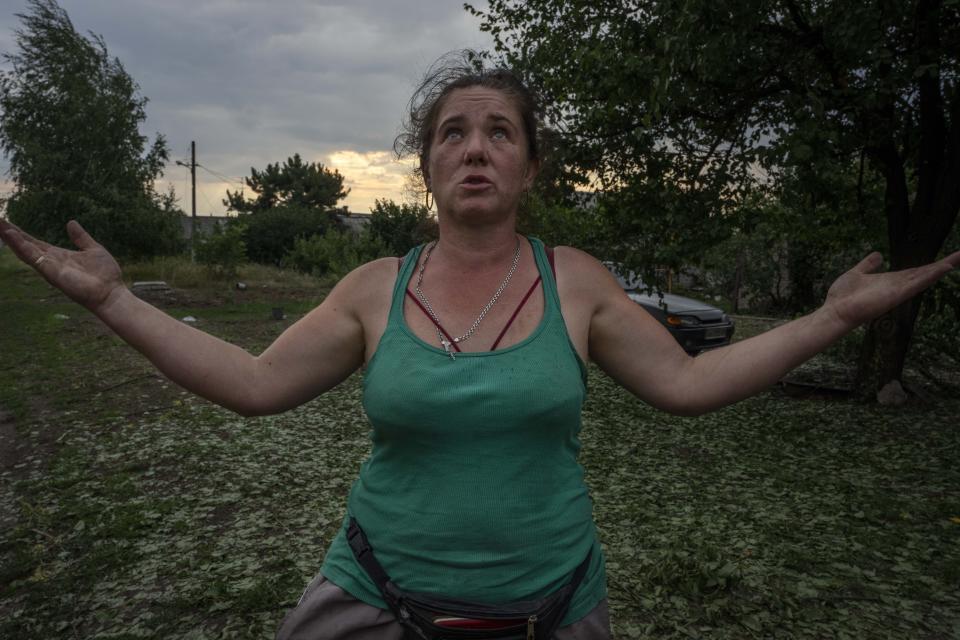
[323,257,402,314]
[552,246,613,282]
[551,245,629,308]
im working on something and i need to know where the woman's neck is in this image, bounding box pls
[433,217,520,273]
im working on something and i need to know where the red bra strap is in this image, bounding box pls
[489,276,541,350]
[400,255,461,352]
[405,289,462,352]
[399,245,555,353]
[489,244,554,350]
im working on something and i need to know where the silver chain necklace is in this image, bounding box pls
[415,237,521,360]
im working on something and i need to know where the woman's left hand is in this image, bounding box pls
[822,250,960,330]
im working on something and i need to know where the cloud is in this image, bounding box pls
[326,150,418,213]
[0,0,493,214]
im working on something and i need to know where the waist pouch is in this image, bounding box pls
[346,517,591,640]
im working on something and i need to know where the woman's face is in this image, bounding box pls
[424,86,538,225]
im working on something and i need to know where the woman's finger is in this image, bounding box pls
[853,251,884,274]
[67,220,102,251]
[1,220,50,254]
[31,252,60,279]
[881,258,956,305]
[908,259,955,290]
[2,226,56,275]
[942,249,960,269]
[1,225,40,263]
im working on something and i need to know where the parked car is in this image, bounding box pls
[603,262,735,354]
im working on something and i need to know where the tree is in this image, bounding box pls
[222,154,350,266]
[0,0,181,259]
[701,161,886,316]
[195,221,246,278]
[367,199,437,256]
[224,153,349,214]
[468,0,960,394]
[233,206,339,266]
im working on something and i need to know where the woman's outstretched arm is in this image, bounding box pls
[573,247,959,416]
[1,219,368,416]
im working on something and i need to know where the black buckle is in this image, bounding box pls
[384,580,403,603]
[346,518,371,558]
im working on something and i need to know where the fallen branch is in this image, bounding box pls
[96,373,160,394]
[916,365,960,392]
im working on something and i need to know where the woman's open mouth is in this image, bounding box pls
[460,175,493,191]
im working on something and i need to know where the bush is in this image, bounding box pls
[195,222,247,277]
[516,192,610,255]
[239,205,340,266]
[911,276,960,368]
[284,228,388,280]
[699,191,878,316]
[366,199,437,256]
[8,190,186,260]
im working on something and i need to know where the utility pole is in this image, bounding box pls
[176,141,197,261]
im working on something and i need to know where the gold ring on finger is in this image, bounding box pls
[35,255,46,266]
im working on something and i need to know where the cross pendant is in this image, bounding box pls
[440,338,456,360]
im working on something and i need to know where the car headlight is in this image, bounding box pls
[666,314,700,327]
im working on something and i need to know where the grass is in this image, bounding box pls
[1,249,959,638]
[122,256,323,292]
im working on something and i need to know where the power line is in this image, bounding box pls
[199,187,217,214]
[196,163,246,187]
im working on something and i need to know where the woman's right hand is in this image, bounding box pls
[0,219,125,313]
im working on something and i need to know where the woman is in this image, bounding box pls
[1,54,957,639]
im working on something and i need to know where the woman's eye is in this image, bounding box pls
[443,128,463,141]
[491,128,507,140]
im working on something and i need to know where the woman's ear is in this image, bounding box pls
[523,158,541,191]
[421,160,431,191]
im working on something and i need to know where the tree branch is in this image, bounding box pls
[930,81,960,249]
[914,0,946,218]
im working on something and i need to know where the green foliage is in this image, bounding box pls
[221,154,350,267]
[913,274,960,372]
[195,221,247,278]
[224,153,349,214]
[0,0,181,260]
[284,227,388,280]
[366,199,437,256]
[701,224,788,315]
[237,205,340,266]
[517,192,610,255]
[468,0,960,387]
[774,159,886,311]
[700,165,885,314]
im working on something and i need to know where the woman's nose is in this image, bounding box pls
[463,132,489,165]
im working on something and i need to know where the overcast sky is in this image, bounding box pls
[0,0,495,215]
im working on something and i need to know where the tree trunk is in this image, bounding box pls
[854,69,959,396]
[854,2,960,397]
[853,196,956,396]
[732,245,744,313]
[854,296,923,395]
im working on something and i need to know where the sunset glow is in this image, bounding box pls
[326,150,418,213]
[155,149,418,218]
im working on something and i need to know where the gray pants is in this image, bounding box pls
[276,574,612,639]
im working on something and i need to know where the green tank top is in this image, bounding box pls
[320,237,607,625]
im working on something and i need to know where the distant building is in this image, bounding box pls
[338,212,371,233]
[180,210,370,240]
[180,215,233,241]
